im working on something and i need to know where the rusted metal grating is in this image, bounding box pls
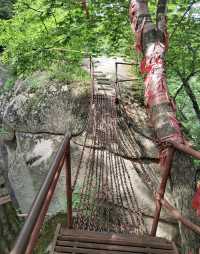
[53,228,178,254]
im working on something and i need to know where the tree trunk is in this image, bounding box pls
[129,0,200,251]
[81,0,89,17]
[171,151,200,253]
[129,0,183,144]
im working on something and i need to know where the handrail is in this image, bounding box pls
[115,61,137,85]
[10,134,71,254]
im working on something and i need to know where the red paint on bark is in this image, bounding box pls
[129,0,184,146]
[192,187,200,216]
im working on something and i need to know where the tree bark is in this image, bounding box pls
[171,151,200,253]
[130,0,183,144]
[156,0,168,43]
[129,0,200,251]
[81,0,89,17]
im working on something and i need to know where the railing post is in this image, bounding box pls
[115,62,118,85]
[150,147,174,236]
[65,138,73,229]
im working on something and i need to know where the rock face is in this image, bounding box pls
[1,72,88,134]
[0,70,89,214]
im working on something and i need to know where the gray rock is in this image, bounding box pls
[2,77,89,134]
[0,70,90,215]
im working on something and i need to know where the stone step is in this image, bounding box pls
[98,87,113,91]
[96,78,110,81]
[94,75,107,79]
[94,71,104,74]
[97,81,111,85]
[97,82,110,86]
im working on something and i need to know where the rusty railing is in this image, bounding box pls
[10,135,72,254]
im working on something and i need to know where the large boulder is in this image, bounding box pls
[1,71,89,134]
[0,70,89,214]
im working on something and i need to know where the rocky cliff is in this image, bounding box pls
[0,69,89,214]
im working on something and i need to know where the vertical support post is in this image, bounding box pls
[89,55,92,78]
[65,138,73,229]
[151,147,174,236]
[115,62,118,85]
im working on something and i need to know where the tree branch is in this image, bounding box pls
[23,3,42,14]
[183,80,200,124]
[169,1,196,40]
[156,0,168,43]
[173,84,184,100]
[23,3,49,34]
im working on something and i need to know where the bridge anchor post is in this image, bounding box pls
[151,147,174,236]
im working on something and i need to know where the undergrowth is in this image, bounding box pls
[0,60,90,95]
[49,62,91,82]
[0,77,15,94]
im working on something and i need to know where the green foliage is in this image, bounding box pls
[0,0,134,75]
[72,187,81,209]
[24,71,49,92]
[166,4,200,158]
[0,77,15,94]
[49,62,90,82]
[0,0,198,74]
[33,189,81,254]
[3,78,15,90]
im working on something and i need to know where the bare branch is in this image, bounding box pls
[23,3,42,14]
[169,1,196,40]
[156,0,168,43]
[183,80,200,124]
[173,84,184,100]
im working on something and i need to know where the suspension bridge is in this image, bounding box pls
[10,59,182,254]
[9,1,200,252]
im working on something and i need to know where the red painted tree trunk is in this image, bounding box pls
[129,0,200,252]
[129,0,183,145]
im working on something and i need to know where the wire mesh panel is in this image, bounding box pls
[71,72,159,235]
